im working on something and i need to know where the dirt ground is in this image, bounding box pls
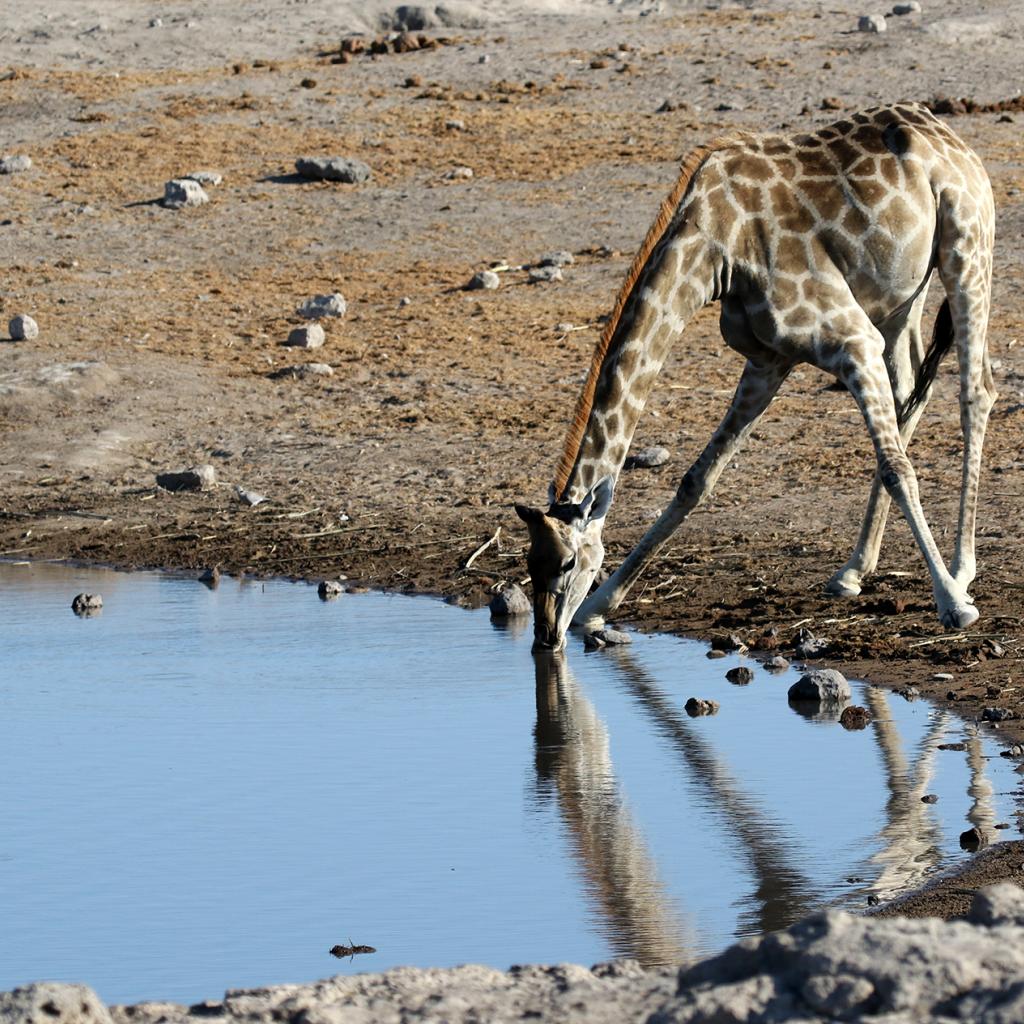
[2,0,1024,909]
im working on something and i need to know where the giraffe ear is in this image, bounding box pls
[578,475,614,525]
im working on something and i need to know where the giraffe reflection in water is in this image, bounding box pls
[533,651,691,966]
[532,643,1008,958]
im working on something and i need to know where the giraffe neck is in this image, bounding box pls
[561,231,717,505]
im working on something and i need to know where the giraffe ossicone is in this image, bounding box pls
[517,103,996,652]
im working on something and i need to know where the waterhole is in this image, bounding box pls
[1,562,1020,1005]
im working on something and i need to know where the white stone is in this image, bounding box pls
[0,154,31,174]
[858,13,887,32]
[186,169,222,186]
[892,1,921,13]
[162,178,209,208]
[286,324,326,348]
[444,165,474,180]
[788,669,851,704]
[297,293,346,319]
[9,315,38,340]
[466,270,500,290]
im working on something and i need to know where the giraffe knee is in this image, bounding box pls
[878,452,915,501]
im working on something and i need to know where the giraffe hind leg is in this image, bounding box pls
[826,290,931,598]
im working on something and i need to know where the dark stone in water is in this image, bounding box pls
[726,666,754,685]
[71,593,102,617]
[983,706,1016,722]
[763,655,789,672]
[921,794,939,804]
[960,826,987,852]
[488,583,530,617]
[199,567,220,589]
[685,697,720,717]
[840,705,871,730]
[788,669,851,704]
[318,580,344,600]
[593,628,631,646]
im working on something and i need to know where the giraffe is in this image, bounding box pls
[515,103,996,652]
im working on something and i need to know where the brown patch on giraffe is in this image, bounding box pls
[804,182,846,222]
[551,138,732,497]
[879,157,902,189]
[728,155,774,182]
[849,156,878,179]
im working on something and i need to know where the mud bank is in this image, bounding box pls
[5,883,1024,1024]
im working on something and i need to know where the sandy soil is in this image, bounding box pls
[2,0,1024,906]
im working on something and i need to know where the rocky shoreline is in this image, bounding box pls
[5,883,1024,1024]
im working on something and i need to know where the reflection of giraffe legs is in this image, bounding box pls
[532,653,690,966]
[600,646,812,936]
[863,688,945,899]
[965,727,996,839]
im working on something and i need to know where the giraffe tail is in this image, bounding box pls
[897,297,954,426]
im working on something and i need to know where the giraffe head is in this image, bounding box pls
[515,477,613,651]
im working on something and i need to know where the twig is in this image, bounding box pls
[462,527,501,570]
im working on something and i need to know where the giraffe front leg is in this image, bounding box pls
[575,358,792,627]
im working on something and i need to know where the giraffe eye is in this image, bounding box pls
[560,555,577,574]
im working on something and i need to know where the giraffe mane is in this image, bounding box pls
[551,139,728,499]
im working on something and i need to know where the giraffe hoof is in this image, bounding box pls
[940,603,979,630]
[826,570,862,598]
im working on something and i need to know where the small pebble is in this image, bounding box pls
[840,705,872,730]
[186,170,223,186]
[921,794,939,804]
[199,567,220,589]
[236,487,267,506]
[162,178,208,209]
[555,322,574,333]
[959,826,987,852]
[895,685,919,701]
[764,655,790,672]
[71,593,103,617]
[297,293,347,319]
[465,270,500,291]
[444,165,474,180]
[706,649,727,659]
[444,119,466,131]
[0,154,32,174]
[156,464,216,492]
[295,156,372,184]
[297,362,334,377]
[528,265,563,284]
[858,13,887,32]
[685,697,720,717]
[318,580,345,600]
[489,583,531,617]
[149,16,163,27]
[286,324,326,349]
[933,672,954,681]
[625,446,670,470]
[9,314,38,340]
[726,666,754,685]
[539,250,574,267]
[891,1,921,13]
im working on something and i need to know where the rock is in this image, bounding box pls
[726,666,754,685]
[858,14,887,32]
[921,793,939,803]
[161,178,209,208]
[186,169,222,186]
[539,250,575,267]
[444,165,474,180]
[0,154,32,174]
[625,446,670,469]
[895,685,920,701]
[295,156,371,183]
[156,464,216,492]
[764,655,790,672]
[839,705,871,730]
[685,697,720,717]
[933,672,954,681]
[318,580,344,600]
[0,983,113,1024]
[8,314,38,340]
[794,634,829,660]
[529,265,563,284]
[297,293,347,319]
[465,270,500,291]
[970,882,1024,927]
[788,669,851,704]
[297,362,334,377]
[706,650,727,659]
[489,583,530,617]
[71,593,103,617]
[584,633,607,650]
[960,826,987,851]
[286,324,326,349]
[983,706,1016,722]
[199,567,220,589]
[711,634,747,654]
[444,119,466,131]
[393,31,420,52]
[892,1,921,12]
[236,487,267,506]
[592,628,631,646]
[1001,744,1024,759]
